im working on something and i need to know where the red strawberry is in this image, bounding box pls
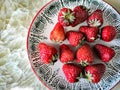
[101,26,117,42]
[60,44,74,63]
[76,44,94,66]
[85,63,106,83]
[94,44,115,62]
[66,31,84,46]
[71,5,88,27]
[58,8,75,26]
[62,63,82,83]
[38,43,58,64]
[79,26,99,42]
[50,22,65,42]
[87,9,103,27]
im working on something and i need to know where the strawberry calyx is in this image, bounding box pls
[85,71,93,82]
[61,10,75,25]
[76,73,83,81]
[52,39,63,43]
[88,18,101,27]
[80,60,89,67]
[50,54,58,65]
[76,37,85,48]
[79,37,85,44]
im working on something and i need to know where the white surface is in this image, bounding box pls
[11,87,33,90]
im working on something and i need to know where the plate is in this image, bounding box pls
[27,0,120,90]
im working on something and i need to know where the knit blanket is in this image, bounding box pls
[0,0,49,90]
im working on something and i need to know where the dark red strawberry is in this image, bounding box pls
[71,5,88,27]
[66,31,84,46]
[101,26,117,42]
[62,63,82,83]
[85,63,106,83]
[50,22,65,42]
[60,44,74,63]
[58,8,75,26]
[38,43,58,64]
[76,44,94,66]
[94,44,115,62]
[79,26,99,42]
[87,9,103,27]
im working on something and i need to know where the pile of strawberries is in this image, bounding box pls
[38,5,117,83]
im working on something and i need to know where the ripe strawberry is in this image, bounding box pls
[94,44,115,62]
[58,8,75,26]
[101,26,117,42]
[85,63,106,83]
[38,43,58,64]
[71,5,88,27]
[50,22,65,42]
[87,9,103,27]
[59,44,74,63]
[62,63,82,83]
[76,44,94,66]
[66,31,84,46]
[79,26,99,42]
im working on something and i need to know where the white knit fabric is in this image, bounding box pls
[0,0,50,90]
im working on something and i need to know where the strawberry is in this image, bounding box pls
[94,44,115,62]
[50,22,65,42]
[84,63,106,83]
[79,26,99,42]
[59,44,74,63]
[87,9,103,27]
[101,26,117,42]
[62,63,82,83]
[71,5,88,27]
[58,8,75,26]
[38,43,58,64]
[76,44,94,66]
[66,31,84,46]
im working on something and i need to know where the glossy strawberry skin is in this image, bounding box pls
[101,26,117,42]
[38,43,58,64]
[85,63,106,83]
[71,5,88,27]
[50,22,65,42]
[76,44,94,66]
[66,31,84,46]
[94,44,115,62]
[62,63,82,83]
[79,26,99,42]
[58,8,75,26]
[87,9,103,27]
[60,44,74,63]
